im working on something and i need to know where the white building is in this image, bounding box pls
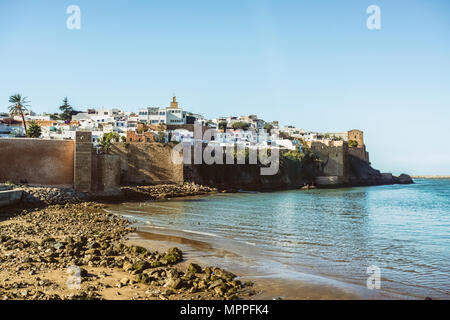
[170,128,194,143]
[138,96,187,125]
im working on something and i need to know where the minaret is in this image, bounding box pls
[170,96,178,109]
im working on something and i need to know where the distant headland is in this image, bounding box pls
[411,176,450,179]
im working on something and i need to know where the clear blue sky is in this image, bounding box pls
[1,0,449,175]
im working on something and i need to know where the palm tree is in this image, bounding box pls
[8,94,30,133]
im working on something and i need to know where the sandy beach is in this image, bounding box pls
[0,200,256,300]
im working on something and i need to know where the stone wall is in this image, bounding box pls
[92,154,121,193]
[307,140,349,182]
[0,138,74,187]
[0,134,121,192]
[348,146,370,163]
[126,130,156,143]
[110,143,183,185]
[74,132,93,192]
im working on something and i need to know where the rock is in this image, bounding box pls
[213,268,236,281]
[120,278,129,286]
[54,242,65,250]
[244,280,254,287]
[214,286,225,296]
[165,278,182,289]
[135,273,154,285]
[79,268,88,277]
[164,247,182,264]
[129,245,148,255]
[122,262,133,272]
[397,174,414,184]
[209,279,224,289]
[85,249,101,256]
[204,267,212,277]
[132,260,151,273]
[197,280,207,290]
[187,263,202,274]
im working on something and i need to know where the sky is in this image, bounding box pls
[0,0,449,175]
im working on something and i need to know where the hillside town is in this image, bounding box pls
[0,95,363,153]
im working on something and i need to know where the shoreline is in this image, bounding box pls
[411,176,450,179]
[3,176,418,209]
[116,209,416,300]
[1,183,431,300]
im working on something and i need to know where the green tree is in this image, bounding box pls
[218,121,228,131]
[99,132,120,154]
[263,123,274,131]
[231,121,249,130]
[8,94,30,133]
[59,97,74,121]
[156,124,166,143]
[26,121,42,138]
[348,140,358,147]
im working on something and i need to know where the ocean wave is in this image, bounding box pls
[181,229,220,238]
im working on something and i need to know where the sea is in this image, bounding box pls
[107,179,450,299]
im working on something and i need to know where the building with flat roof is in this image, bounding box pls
[138,96,189,125]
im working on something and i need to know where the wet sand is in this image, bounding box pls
[125,227,412,300]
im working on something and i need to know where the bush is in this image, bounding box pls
[348,140,358,147]
[231,121,249,130]
[26,121,42,138]
[218,122,228,131]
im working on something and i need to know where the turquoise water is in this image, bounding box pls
[111,179,450,299]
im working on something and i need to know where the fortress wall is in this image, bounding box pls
[110,143,183,185]
[307,141,349,181]
[0,138,74,187]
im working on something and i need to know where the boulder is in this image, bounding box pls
[186,263,202,274]
[397,174,414,184]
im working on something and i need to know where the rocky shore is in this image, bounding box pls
[6,183,217,206]
[15,186,90,205]
[0,202,255,300]
[120,183,218,201]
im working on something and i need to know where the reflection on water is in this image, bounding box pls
[109,179,450,299]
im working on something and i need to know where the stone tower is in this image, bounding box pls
[347,129,364,147]
[347,129,370,163]
[170,96,179,109]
